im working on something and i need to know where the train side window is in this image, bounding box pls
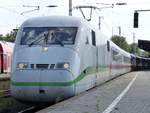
[112,49,120,61]
[124,56,130,63]
[92,30,96,46]
[107,41,110,51]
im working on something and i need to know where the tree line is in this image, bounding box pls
[111,35,150,57]
[0,29,17,42]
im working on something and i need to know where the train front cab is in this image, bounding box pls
[11,22,82,103]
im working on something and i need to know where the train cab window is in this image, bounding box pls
[112,49,122,62]
[21,27,77,46]
[112,50,118,60]
[91,30,96,46]
[123,56,130,63]
[107,41,110,52]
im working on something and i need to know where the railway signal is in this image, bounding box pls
[133,9,150,28]
[134,11,139,28]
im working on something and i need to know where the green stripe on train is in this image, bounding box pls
[11,66,108,87]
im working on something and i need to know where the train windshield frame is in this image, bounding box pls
[20,27,77,46]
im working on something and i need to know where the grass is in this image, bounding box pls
[0,98,17,109]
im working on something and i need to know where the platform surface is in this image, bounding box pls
[37,71,150,113]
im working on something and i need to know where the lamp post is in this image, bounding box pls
[118,26,121,36]
[69,0,72,16]
[133,32,136,55]
[96,2,127,35]
[98,16,104,30]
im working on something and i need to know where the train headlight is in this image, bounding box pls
[17,63,28,69]
[56,62,70,69]
[64,63,69,69]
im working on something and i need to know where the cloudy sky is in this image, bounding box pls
[0,0,150,43]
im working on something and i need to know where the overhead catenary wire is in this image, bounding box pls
[0,6,29,17]
[94,8,113,32]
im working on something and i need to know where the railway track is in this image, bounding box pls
[0,89,11,98]
[18,106,35,113]
[18,105,51,113]
[0,89,51,113]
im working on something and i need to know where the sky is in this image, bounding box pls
[0,0,150,44]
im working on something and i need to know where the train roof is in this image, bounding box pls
[136,56,150,60]
[108,40,131,57]
[21,16,88,27]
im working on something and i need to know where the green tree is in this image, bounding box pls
[1,29,18,42]
[111,35,149,57]
[111,35,130,52]
[129,43,141,55]
[0,34,4,41]
[143,51,150,57]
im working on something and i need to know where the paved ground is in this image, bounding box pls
[111,71,150,113]
[37,71,150,113]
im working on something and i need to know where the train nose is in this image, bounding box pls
[11,69,75,103]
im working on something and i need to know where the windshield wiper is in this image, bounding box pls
[28,32,64,47]
[28,33,47,47]
[55,38,64,47]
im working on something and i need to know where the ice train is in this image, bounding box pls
[11,16,131,103]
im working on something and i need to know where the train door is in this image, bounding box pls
[0,53,3,73]
[7,55,11,72]
[96,42,108,84]
[3,54,8,73]
[91,30,98,70]
[106,41,111,76]
[91,30,98,86]
[0,44,3,73]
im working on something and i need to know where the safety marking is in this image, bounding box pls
[102,72,139,113]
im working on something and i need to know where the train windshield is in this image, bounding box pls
[20,27,77,46]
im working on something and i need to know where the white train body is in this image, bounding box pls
[11,16,131,103]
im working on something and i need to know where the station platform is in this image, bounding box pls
[37,71,150,113]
